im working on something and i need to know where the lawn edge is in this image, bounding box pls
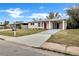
[40,42,79,56]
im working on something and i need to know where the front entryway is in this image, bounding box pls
[44,22,47,30]
[52,22,59,29]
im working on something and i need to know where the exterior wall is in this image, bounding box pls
[39,22,44,29]
[49,21,61,29]
[28,20,67,30]
[50,21,67,30]
[39,22,42,27]
[51,21,56,29]
[59,22,62,29]
[28,22,43,29]
[42,21,50,29]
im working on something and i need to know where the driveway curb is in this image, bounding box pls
[40,42,79,56]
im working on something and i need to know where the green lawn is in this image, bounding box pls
[0,29,44,37]
[47,29,79,47]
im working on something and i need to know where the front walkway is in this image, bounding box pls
[0,29,60,47]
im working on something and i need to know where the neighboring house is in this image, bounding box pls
[21,23,28,30]
[28,19,67,30]
[0,24,5,29]
[0,22,4,29]
[0,24,9,29]
[10,23,28,30]
[0,22,10,29]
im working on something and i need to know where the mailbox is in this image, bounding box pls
[12,24,16,31]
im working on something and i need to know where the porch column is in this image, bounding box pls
[62,20,65,30]
[49,21,51,29]
[40,22,43,29]
[55,23,57,29]
[53,22,55,29]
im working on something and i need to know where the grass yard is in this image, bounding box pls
[47,29,79,47]
[0,29,44,37]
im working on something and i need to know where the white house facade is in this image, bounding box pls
[28,19,67,30]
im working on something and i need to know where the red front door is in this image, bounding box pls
[44,22,47,30]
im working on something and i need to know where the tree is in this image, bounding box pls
[32,18,37,21]
[39,18,42,20]
[4,21,9,25]
[15,21,23,24]
[66,6,79,28]
[46,12,60,19]
[4,21,9,29]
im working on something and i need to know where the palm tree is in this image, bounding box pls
[46,12,60,19]
[39,18,42,20]
[54,12,61,19]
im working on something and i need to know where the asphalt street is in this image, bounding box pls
[0,40,66,56]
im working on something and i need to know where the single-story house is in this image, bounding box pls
[0,24,10,29]
[10,23,28,30]
[28,19,67,30]
[0,22,5,29]
[21,23,28,29]
[0,24,5,29]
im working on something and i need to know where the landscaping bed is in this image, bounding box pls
[47,29,79,47]
[0,29,44,37]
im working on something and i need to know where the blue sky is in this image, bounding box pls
[0,3,78,23]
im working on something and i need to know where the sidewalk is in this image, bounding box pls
[41,42,79,55]
[0,29,60,47]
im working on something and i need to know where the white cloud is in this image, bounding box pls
[29,13,48,19]
[0,8,29,18]
[39,6,44,9]
[59,13,69,19]
[6,8,22,18]
[63,5,78,11]
[58,13,62,16]
[63,8,70,11]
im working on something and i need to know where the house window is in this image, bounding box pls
[31,23,34,25]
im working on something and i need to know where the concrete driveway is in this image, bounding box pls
[0,29,60,47]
